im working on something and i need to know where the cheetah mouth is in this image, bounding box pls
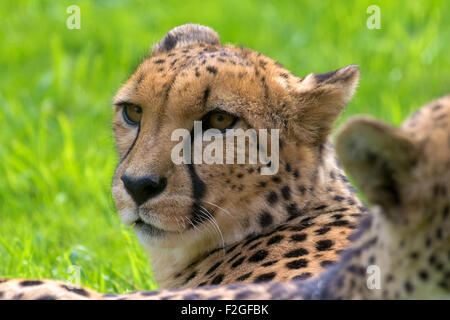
[133,218,167,237]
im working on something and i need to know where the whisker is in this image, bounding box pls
[200,200,237,221]
[197,204,226,255]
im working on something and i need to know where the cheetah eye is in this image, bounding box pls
[122,104,142,125]
[203,111,237,131]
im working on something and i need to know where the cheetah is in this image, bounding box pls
[109,24,365,289]
[0,24,366,296]
[1,94,449,300]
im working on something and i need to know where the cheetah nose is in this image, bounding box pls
[121,174,168,206]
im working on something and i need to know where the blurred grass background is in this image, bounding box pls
[0,0,449,294]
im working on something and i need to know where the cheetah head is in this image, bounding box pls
[336,95,450,298]
[111,24,359,254]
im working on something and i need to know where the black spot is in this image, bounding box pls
[439,281,450,290]
[231,257,246,269]
[436,228,443,240]
[160,34,177,51]
[267,235,284,245]
[248,250,269,263]
[243,233,265,247]
[320,260,336,268]
[333,195,345,202]
[266,191,278,204]
[432,104,442,111]
[298,185,307,194]
[386,274,394,283]
[428,254,437,265]
[259,211,273,228]
[272,176,281,183]
[443,205,449,219]
[325,220,350,227]
[184,271,197,284]
[249,242,262,250]
[154,59,165,64]
[286,203,303,220]
[315,227,331,235]
[404,281,414,293]
[227,253,241,263]
[315,70,337,83]
[226,244,238,254]
[290,233,307,242]
[206,66,218,74]
[293,272,312,280]
[211,274,224,285]
[284,248,308,258]
[61,285,89,297]
[236,272,252,281]
[290,220,314,232]
[261,260,277,267]
[206,262,222,275]
[285,163,291,172]
[286,259,308,269]
[203,87,210,105]
[410,251,419,259]
[316,239,334,251]
[254,272,276,283]
[418,270,429,281]
[20,280,43,287]
[281,185,291,200]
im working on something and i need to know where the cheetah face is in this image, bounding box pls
[111,24,359,249]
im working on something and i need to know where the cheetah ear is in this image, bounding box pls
[152,24,220,55]
[335,116,418,209]
[291,65,359,144]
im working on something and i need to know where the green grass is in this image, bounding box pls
[1,0,449,294]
